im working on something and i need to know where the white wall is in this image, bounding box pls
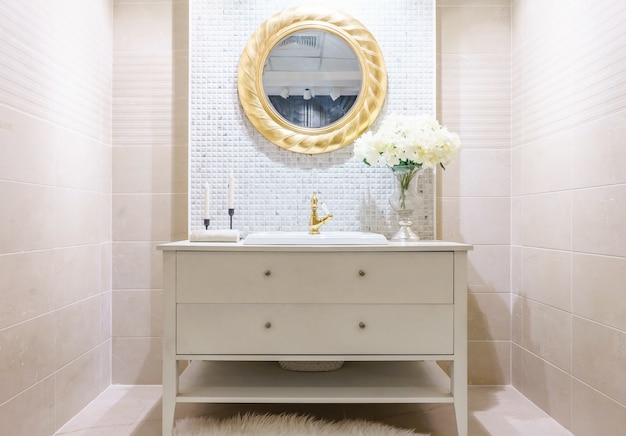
[189,0,437,239]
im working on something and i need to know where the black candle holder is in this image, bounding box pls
[228,208,235,230]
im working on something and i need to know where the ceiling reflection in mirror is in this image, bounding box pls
[263,30,361,128]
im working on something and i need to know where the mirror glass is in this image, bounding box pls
[263,30,361,128]
[238,6,387,154]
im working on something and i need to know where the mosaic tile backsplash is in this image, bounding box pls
[190,0,435,239]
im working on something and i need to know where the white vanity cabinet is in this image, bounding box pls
[158,241,471,436]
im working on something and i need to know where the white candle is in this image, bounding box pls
[203,184,210,219]
[227,174,235,209]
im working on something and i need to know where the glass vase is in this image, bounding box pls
[389,165,423,241]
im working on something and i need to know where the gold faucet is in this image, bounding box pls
[309,191,333,234]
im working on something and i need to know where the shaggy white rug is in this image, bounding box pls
[174,413,427,435]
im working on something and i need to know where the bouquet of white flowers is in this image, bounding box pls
[353,114,460,170]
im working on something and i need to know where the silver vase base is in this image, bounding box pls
[391,226,420,242]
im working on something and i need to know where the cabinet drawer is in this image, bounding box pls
[176,251,453,304]
[177,303,453,355]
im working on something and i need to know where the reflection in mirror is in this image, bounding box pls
[263,30,361,128]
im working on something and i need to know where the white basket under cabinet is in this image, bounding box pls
[158,241,472,436]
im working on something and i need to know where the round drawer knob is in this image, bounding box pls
[264,270,271,276]
[359,322,366,329]
[358,269,366,277]
[264,322,272,329]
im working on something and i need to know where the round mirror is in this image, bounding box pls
[238,7,387,154]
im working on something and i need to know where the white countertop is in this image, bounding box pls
[158,239,473,252]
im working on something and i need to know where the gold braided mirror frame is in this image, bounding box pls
[237,6,388,154]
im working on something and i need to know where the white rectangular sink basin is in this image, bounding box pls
[242,231,388,245]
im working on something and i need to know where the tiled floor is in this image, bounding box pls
[55,384,573,436]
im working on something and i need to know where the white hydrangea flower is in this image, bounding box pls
[353,114,460,170]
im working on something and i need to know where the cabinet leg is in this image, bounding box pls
[162,251,177,436]
[162,402,174,436]
[454,398,468,436]
[451,360,468,436]
[162,360,178,436]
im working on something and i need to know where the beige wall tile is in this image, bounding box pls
[112,146,188,194]
[0,107,56,185]
[571,111,626,189]
[53,244,104,308]
[100,338,112,387]
[112,193,187,241]
[55,130,111,193]
[511,94,523,147]
[440,150,510,198]
[102,191,113,242]
[54,345,109,429]
[511,294,523,345]
[173,49,189,101]
[100,292,112,344]
[513,29,575,145]
[55,296,105,369]
[53,189,106,247]
[0,250,55,329]
[172,1,189,51]
[521,247,571,310]
[520,131,571,195]
[510,245,522,295]
[112,337,162,384]
[572,185,626,257]
[572,380,626,436]
[112,53,182,147]
[510,341,521,388]
[467,245,510,293]
[521,192,571,250]
[468,293,510,340]
[573,253,626,331]
[0,181,55,254]
[438,6,511,54]
[468,340,510,385]
[0,313,55,404]
[437,54,511,149]
[112,242,163,289]
[439,197,510,244]
[0,378,55,436]
[0,2,56,120]
[511,0,573,51]
[101,242,113,291]
[513,345,572,430]
[517,71,573,144]
[522,299,571,372]
[173,96,189,147]
[510,196,522,246]
[511,145,522,196]
[112,290,163,337]
[572,316,626,405]
[570,3,625,126]
[113,3,172,52]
